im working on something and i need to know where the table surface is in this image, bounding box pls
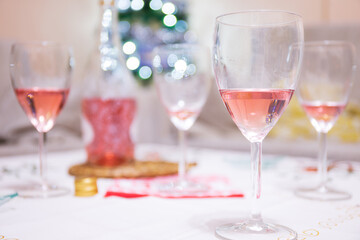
[0,144,359,240]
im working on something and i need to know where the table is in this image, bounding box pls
[0,144,359,240]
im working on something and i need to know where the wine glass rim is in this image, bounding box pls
[153,43,209,52]
[301,40,355,48]
[215,10,303,27]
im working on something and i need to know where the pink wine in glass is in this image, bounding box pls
[301,102,346,132]
[82,97,136,166]
[15,88,69,133]
[166,109,200,131]
[168,109,198,121]
[220,89,294,142]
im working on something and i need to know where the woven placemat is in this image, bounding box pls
[68,161,196,178]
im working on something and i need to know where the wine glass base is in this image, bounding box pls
[18,183,69,198]
[295,186,351,201]
[215,219,297,240]
[157,179,208,195]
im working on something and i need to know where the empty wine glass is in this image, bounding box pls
[152,43,211,193]
[213,11,303,240]
[10,41,73,198]
[295,41,356,201]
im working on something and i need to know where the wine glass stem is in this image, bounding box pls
[318,132,328,189]
[250,141,262,221]
[39,132,48,191]
[178,129,187,182]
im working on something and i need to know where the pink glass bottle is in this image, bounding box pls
[82,0,136,167]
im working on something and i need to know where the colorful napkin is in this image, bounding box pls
[105,175,244,198]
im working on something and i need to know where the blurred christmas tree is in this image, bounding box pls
[117,0,191,86]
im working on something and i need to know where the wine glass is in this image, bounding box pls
[295,41,356,201]
[10,41,73,198]
[152,43,211,193]
[213,11,303,240]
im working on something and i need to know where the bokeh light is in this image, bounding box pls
[131,0,144,11]
[149,0,163,11]
[118,21,131,35]
[123,41,136,55]
[186,63,196,75]
[153,55,161,68]
[174,59,187,73]
[118,0,131,11]
[175,20,188,32]
[139,66,152,79]
[163,14,177,27]
[126,56,140,70]
[171,69,184,80]
[161,2,176,15]
[102,9,112,27]
[167,54,178,67]
[101,57,117,71]
[100,31,109,43]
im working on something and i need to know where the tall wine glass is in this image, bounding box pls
[295,41,356,201]
[152,43,211,193]
[213,11,303,240]
[10,41,73,198]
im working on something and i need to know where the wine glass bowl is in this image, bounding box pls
[14,88,70,133]
[152,43,211,193]
[213,11,303,240]
[220,89,294,142]
[153,44,210,130]
[10,41,73,198]
[295,41,356,201]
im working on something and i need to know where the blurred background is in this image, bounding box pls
[0,0,359,159]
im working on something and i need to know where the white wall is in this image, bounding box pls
[0,0,100,143]
[1,0,359,86]
[0,0,99,85]
[188,0,360,48]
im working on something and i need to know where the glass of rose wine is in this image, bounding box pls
[213,11,303,240]
[152,43,211,193]
[295,41,356,201]
[10,41,73,198]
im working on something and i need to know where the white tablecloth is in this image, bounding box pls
[0,144,359,240]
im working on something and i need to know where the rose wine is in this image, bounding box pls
[15,88,69,132]
[220,89,294,142]
[302,102,345,133]
[168,109,198,121]
[166,109,200,131]
[82,97,136,166]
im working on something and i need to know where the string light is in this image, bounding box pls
[118,0,188,84]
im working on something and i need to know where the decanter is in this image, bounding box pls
[82,0,136,167]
